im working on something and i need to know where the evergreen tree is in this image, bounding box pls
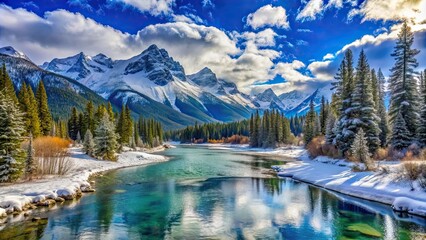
[0,90,26,182]
[325,111,337,145]
[350,128,373,170]
[417,69,426,146]
[36,80,52,136]
[107,102,115,123]
[83,129,95,156]
[347,50,380,153]
[319,96,327,135]
[26,84,41,137]
[0,64,18,104]
[303,100,316,145]
[25,133,36,180]
[68,107,79,140]
[391,111,411,150]
[377,69,389,147]
[94,114,118,161]
[335,49,356,154]
[83,101,95,137]
[370,69,379,108]
[388,21,420,140]
[330,60,346,117]
[18,82,41,137]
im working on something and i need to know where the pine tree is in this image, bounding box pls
[0,90,26,182]
[94,113,118,161]
[349,50,380,153]
[25,133,36,180]
[325,111,337,145]
[370,69,379,108]
[391,111,411,150]
[18,82,41,136]
[377,69,389,147]
[330,60,346,117]
[335,49,356,155]
[388,21,420,140]
[417,69,426,146]
[68,107,79,140]
[107,102,115,123]
[351,128,373,170]
[0,64,18,104]
[36,80,52,136]
[319,96,327,135]
[83,101,95,137]
[303,100,316,145]
[83,129,95,156]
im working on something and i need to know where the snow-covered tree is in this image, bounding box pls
[418,70,426,146]
[325,112,337,145]
[0,90,26,182]
[25,133,36,180]
[335,49,356,154]
[94,114,118,161]
[391,111,411,150]
[351,128,374,170]
[388,21,420,140]
[336,50,380,154]
[83,129,95,156]
[349,50,380,153]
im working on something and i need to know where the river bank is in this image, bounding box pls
[201,143,426,218]
[0,146,169,223]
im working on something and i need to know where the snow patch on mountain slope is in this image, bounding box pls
[0,46,31,62]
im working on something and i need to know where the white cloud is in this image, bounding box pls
[232,28,279,47]
[202,0,215,8]
[118,0,175,16]
[171,13,205,24]
[296,0,324,21]
[246,4,290,30]
[322,53,334,60]
[274,60,312,82]
[351,0,426,23]
[0,4,284,92]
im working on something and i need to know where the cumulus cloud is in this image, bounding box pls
[350,0,426,23]
[171,13,205,24]
[322,53,334,60]
[232,28,280,47]
[246,4,290,30]
[0,4,284,92]
[296,0,324,21]
[118,0,175,16]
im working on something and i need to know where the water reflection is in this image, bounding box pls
[1,146,426,239]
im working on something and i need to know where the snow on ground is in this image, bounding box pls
[198,143,426,218]
[0,147,168,218]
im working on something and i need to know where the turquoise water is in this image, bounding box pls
[1,145,426,239]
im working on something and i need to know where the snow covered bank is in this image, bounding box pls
[268,147,426,218]
[0,147,168,221]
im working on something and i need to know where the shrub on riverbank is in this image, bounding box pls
[32,137,72,176]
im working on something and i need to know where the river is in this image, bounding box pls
[1,145,425,239]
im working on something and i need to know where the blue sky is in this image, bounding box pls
[0,0,425,94]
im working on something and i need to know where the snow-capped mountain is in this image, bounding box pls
[278,90,311,111]
[284,84,333,117]
[0,47,110,119]
[2,44,334,128]
[41,44,253,126]
[0,46,31,62]
[252,88,286,112]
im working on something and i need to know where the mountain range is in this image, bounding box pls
[0,45,332,129]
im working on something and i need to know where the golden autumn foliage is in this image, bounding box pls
[32,137,73,175]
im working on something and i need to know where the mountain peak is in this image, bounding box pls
[0,46,31,61]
